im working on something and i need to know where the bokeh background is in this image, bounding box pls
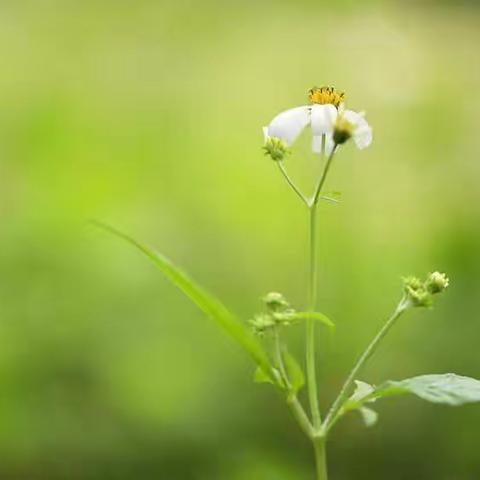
[1,0,479,479]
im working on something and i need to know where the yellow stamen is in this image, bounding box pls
[308,86,345,108]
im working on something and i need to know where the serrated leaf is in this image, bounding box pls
[374,373,480,406]
[94,221,275,382]
[358,407,378,427]
[290,312,335,330]
[283,351,305,394]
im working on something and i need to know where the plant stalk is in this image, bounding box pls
[307,203,322,430]
[274,328,314,438]
[323,297,410,431]
[313,436,328,480]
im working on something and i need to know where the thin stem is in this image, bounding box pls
[323,297,410,432]
[310,146,338,208]
[277,162,309,206]
[287,395,315,439]
[274,328,314,438]
[306,142,338,432]
[307,203,322,430]
[274,328,291,390]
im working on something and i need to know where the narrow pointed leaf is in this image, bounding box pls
[94,221,274,380]
[291,312,335,330]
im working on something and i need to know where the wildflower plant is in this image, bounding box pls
[96,86,480,479]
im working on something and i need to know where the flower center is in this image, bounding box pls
[308,86,345,107]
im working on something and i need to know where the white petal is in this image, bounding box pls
[311,134,336,155]
[312,135,322,153]
[310,104,337,136]
[325,134,336,156]
[342,110,373,150]
[266,106,310,146]
[354,124,373,149]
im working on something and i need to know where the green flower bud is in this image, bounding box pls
[403,276,423,293]
[263,292,290,312]
[425,272,450,294]
[403,276,432,308]
[249,313,275,335]
[263,137,290,162]
[272,309,297,326]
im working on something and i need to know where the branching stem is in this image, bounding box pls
[323,297,410,432]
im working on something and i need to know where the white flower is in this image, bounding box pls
[263,87,372,157]
[333,107,373,150]
[263,104,337,155]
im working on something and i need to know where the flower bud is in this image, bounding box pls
[249,313,275,335]
[263,136,290,162]
[263,292,290,312]
[425,272,449,294]
[272,309,297,326]
[403,276,432,308]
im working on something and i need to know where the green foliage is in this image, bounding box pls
[339,380,378,427]
[289,312,335,330]
[339,372,480,428]
[373,373,480,406]
[254,366,278,386]
[283,351,305,394]
[94,221,275,381]
[340,373,480,429]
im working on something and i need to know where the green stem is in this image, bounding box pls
[274,328,314,438]
[323,297,410,432]
[274,328,291,390]
[307,203,322,430]
[278,162,309,206]
[313,437,328,480]
[306,144,338,432]
[311,147,338,208]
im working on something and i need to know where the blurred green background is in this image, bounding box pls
[1,0,479,479]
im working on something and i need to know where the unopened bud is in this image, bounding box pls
[249,313,275,335]
[263,292,290,312]
[263,136,290,162]
[425,272,449,294]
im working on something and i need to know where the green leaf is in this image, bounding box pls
[94,221,275,382]
[320,191,342,204]
[341,380,375,414]
[254,366,276,385]
[374,373,480,406]
[283,351,305,394]
[290,312,335,330]
[338,381,379,428]
[349,380,375,404]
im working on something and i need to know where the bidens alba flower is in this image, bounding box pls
[263,86,372,160]
[333,106,372,149]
